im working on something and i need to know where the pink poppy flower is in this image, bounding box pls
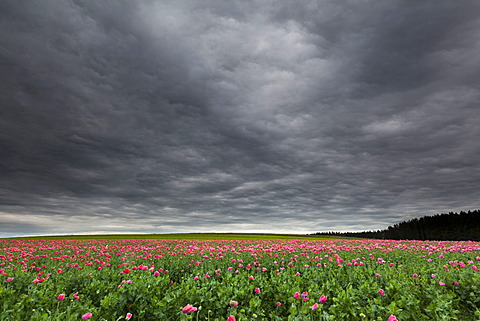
[318,295,328,303]
[276,302,282,306]
[126,312,133,320]
[57,294,65,301]
[182,304,198,313]
[82,312,93,320]
[387,315,398,321]
[229,300,238,307]
[227,315,236,321]
[254,288,261,294]
[311,303,319,310]
[294,292,301,299]
[379,289,385,296]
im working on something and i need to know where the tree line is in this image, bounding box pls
[313,209,480,241]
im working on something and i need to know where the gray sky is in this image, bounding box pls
[1,0,480,237]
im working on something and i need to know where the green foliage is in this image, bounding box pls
[0,239,478,320]
[317,209,480,241]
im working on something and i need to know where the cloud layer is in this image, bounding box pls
[1,0,480,237]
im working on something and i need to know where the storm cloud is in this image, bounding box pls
[1,0,480,237]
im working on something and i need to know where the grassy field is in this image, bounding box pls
[1,237,478,320]
[5,232,349,241]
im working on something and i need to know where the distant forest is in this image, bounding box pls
[314,209,480,241]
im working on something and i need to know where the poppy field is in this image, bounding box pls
[0,238,479,320]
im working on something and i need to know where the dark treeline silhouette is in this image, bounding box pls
[313,209,480,241]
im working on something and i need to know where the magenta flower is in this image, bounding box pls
[56,294,65,301]
[227,315,236,321]
[229,300,238,307]
[379,289,385,296]
[294,292,301,299]
[6,277,14,282]
[126,312,133,320]
[318,295,328,303]
[276,302,282,306]
[254,287,261,294]
[311,303,319,310]
[439,282,446,286]
[82,312,93,320]
[387,315,398,321]
[182,304,198,313]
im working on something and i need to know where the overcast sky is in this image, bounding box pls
[1,0,480,237]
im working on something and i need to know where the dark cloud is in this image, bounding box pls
[1,0,480,237]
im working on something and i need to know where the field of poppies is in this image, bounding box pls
[0,238,479,320]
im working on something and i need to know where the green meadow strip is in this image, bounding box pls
[4,233,347,241]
